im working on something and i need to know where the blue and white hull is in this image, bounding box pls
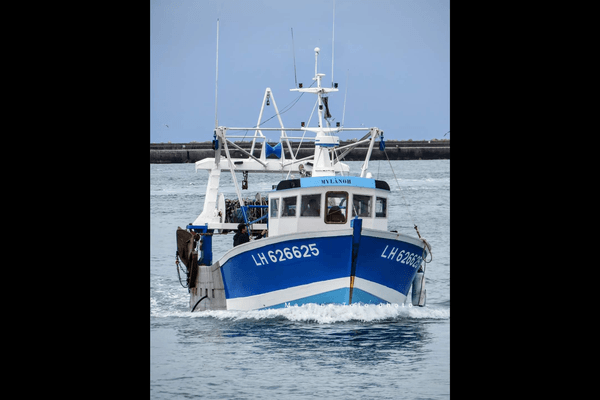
[215,223,428,310]
[179,44,433,313]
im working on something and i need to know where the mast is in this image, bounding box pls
[315,47,323,129]
[290,47,339,177]
[214,19,219,129]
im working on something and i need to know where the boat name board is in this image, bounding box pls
[300,176,375,189]
[251,243,320,266]
[319,178,352,185]
[380,245,424,269]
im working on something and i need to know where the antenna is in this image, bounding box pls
[291,28,298,88]
[331,0,335,87]
[314,47,319,78]
[214,19,220,129]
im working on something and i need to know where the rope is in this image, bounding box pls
[415,225,433,264]
[383,148,416,227]
[175,258,189,288]
[383,148,432,264]
[191,295,208,312]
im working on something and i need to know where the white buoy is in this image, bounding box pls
[411,271,426,307]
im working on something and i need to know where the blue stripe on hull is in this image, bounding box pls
[266,288,350,309]
[265,287,387,309]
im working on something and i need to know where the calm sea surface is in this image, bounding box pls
[150,160,449,399]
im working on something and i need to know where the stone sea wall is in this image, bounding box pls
[150,139,449,163]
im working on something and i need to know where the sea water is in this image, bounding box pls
[150,160,449,399]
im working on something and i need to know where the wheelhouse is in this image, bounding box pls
[267,177,391,236]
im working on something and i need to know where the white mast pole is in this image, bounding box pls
[252,88,269,159]
[314,46,319,78]
[342,69,348,127]
[268,90,294,161]
[214,19,220,129]
[331,0,335,88]
[314,47,323,129]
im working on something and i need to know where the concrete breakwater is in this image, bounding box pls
[150,139,449,163]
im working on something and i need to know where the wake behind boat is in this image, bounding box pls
[175,43,431,312]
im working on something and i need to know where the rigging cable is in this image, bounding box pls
[341,69,349,127]
[243,81,316,140]
[382,147,432,263]
[285,96,319,180]
[382,147,415,227]
[175,257,188,288]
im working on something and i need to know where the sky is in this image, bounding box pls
[150,0,449,143]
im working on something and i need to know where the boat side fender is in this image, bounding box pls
[411,271,426,307]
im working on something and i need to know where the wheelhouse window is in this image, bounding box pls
[352,195,372,218]
[270,198,279,218]
[300,194,321,217]
[281,196,297,217]
[325,191,348,223]
[375,197,387,218]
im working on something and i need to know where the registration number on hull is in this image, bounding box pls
[251,243,319,266]
[380,245,423,269]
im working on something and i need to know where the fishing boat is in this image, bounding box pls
[175,45,431,311]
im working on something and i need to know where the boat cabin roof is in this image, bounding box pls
[267,176,391,236]
[274,176,390,191]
